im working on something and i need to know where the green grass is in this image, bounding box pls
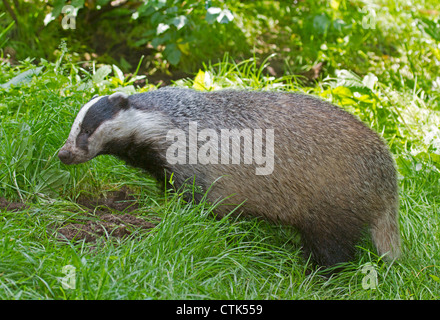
[1,0,440,300]
[1,176,439,299]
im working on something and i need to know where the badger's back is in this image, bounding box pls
[132,88,397,219]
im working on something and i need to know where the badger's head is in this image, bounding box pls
[58,92,132,165]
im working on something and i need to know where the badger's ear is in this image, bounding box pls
[108,92,129,109]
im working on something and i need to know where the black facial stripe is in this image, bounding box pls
[80,96,120,136]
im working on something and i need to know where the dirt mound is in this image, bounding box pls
[1,188,157,242]
[0,197,28,212]
[57,213,156,242]
[58,187,158,242]
[76,187,139,213]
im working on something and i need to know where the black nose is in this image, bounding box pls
[58,149,73,164]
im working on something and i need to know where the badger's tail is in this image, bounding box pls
[371,205,401,261]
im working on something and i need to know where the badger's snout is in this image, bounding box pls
[58,149,73,164]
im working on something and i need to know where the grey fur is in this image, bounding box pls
[60,87,401,267]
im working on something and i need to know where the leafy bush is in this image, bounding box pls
[1,0,250,72]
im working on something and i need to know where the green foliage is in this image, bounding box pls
[1,0,440,300]
[1,0,249,72]
[122,0,247,70]
[416,15,440,42]
[0,46,155,200]
[0,13,14,49]
[181,53,302,91]
[2,0,439,85]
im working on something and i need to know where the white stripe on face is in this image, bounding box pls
[60,96,170,165]
[68,96,105,144]
[59,96,105,164]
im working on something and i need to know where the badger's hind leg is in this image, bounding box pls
[298,209,366,268]
[371,206,401,261]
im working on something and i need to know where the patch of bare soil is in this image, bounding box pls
[57,213,156,243]
[57,187,157,242]
[0,197,28,212]
[76,187,140,214]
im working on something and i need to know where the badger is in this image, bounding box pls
[58,88,401,267]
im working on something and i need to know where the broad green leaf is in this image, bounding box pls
[193,70,212,91]
[332,86,352,97]
[0,67,43,90]
[172,15,188,30]
[429,152,440,168]
[334,69,365,88]
[206,7,233,24]
[363,73,378,90]
[157,23,170,35]
[92,65,112,84]
[167,50,181,66]
[313,13,331,35]
[430,274,440,282]
[125,75,146,85]
[206,7,221,24]
[36,168,70,196]
[112,85,136,95]
[112,64,125,82]
[44,0,66,25]
[164,44,181,65]
[217,9,234,24]
[193,70,206,90]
